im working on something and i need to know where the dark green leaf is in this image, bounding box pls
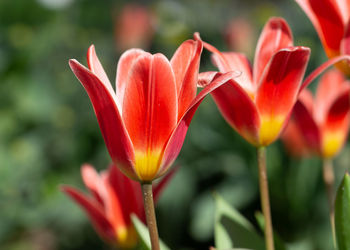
[335,172,350,250]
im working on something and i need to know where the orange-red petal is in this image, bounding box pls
[293,99,321,154]
[87,45,114,95]
[256,47,310,119]
[171,39,203,119]
[295,0,344,54]
[107,165,144,224]
[159,72,238,176]
[256,47,310,145]
[314,69,346,123]
[211,52,254,92]
[253,17,293,84]
[321,88,350,157]
[122,53,177,180]
[210,77,260,146]
[115,49,145,110]
[61,186,115,242]
[69,60,136,179]
[81,164,105,205]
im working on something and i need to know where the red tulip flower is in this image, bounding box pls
[197,17,310,147]
[61,164,174,248]
[292,69,350,159]
[295,0,350,75]
[69,42,235,182]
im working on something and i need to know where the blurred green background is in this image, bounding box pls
[0,0,349,249]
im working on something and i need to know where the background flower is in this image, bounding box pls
[62,164,174,248]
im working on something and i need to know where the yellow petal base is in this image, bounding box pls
[115,225,138,249]
[259,116,284,146]
[322,131,344,159]
[134,150,162,181]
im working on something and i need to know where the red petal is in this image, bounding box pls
[198,71,219,87]
[122,53,177,155]
[211,78,260,146]
[211,52,254,92]
[253,17,293,84]
[321,88,350,157]
[81,164,105,205]
[281,118,311,157]
[200,38,254,92]
[256,47,310,119]
[158,72,239,176]
[324,87,350,130]
[314,69,346,123]
[300,55,350,91]
[107,165,144,224]
[87,45,114,95]
[171,39,203,119]
[61,186,115,242]
[295,0,344,54]
[293,99,321,154]
[116,49,145,110]
[336,0,350,22]
[69,60,136,179]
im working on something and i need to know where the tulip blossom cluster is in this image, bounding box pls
[197,18,310,147]
[65,4,350,249]
[62,164,173,248]
[285,69,350,159]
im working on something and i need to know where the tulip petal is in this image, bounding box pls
[171,39,203,119]
[315,69,346,123]
[159,72,240,176]
[211,52,254,93]
[341,20,350,58]
[322,88,350,157]
[122,53,177,180]
[69,60,136,179]
[116,49,145,111]
[281,118,311,157]
[256,47,310,145]
[324,87,350,130]
[253,17,293,84]
[300,55,350,92]
[197,71,220,87]
[336,0,350,23]
[81,164,105,205]
[107,165,144,223]
[293,99,321,154]
[256,47,310,119]
[87,45,114,95]
[61,186,115,242]
[295,0,344,54]
[200,38,254,92]
[211,78,260,146]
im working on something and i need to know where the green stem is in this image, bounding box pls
[322,158,336,247]
[141,182,160,250]
[257,147,275,250]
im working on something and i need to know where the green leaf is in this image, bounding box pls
[214,194,265,250]
[131,214,171,250]
[335,172,350,250]
[255,211,286,250]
